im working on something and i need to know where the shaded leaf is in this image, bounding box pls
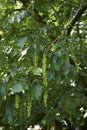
[0,83,6,98]
[47,68,55,81]
[32,81,42,100]
[69,65,76,79]
[11,82,23,93]
[3,103,13,122]
[53,56,64,69]
[55,71,61,83]
[62,61,70,75]
[17,36,27,48]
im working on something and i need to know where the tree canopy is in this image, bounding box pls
[0,0,87,129]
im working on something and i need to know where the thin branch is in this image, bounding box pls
[2,8,25,21]
[7,8,25,14]
[67,3,87,35]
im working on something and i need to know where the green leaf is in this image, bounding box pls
[47,68,55,81]
[32,81,42,100]
[62,61,70,75]
[40,25,47,33]
[69,65,76,79]
[0,83,6,98]
[53,56,64,69]
[3,103,13,121]
[11,82,23,93]
[17,36,27,48]
[55,71,61,83]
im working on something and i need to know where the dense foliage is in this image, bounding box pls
[0,0,87,129]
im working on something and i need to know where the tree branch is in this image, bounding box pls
[67,3,87,35]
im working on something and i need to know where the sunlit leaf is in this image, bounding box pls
[29,66,42,76]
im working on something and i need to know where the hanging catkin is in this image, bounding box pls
[42,53,48,106]
[15,95,20,109]
[27,91,32,117]
[19,99,23,121]
[43,90,48,107]
[42,53,47,86]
